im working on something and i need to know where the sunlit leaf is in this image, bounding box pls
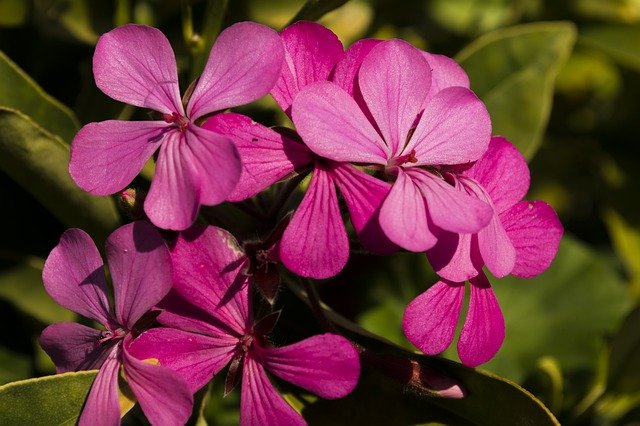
[0,0,28,26]
[457,22,576,160]
[0,50,79,143]
[581,24,640,71]
[0,108,120,242]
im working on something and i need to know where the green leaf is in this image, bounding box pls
[0,50,80,143]
[0,0,28,27]
[581,24,640,72]
[484,236,632,382]
[604,209,640,299]
[0,253,75,324]
[0,371,97,425]
[33,0,100,45]
[287,0,351,25]
[457,22,576,160]
[184,0,229,83]
[607,307,640,393]
[0,346,31,385]
[0,108,120,241]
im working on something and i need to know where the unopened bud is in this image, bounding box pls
[118,188,146,220]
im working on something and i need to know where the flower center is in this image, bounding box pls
[385,149,418,175]
[240,334,254,353]
[162,112,190,132]
[97,327,127,346]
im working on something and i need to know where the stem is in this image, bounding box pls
[299,277,334,332]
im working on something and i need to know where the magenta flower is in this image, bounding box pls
[204,21,397,279]
[69,22,284,230]
[128,226,361,425]
[403,137,563,366]
[292,35,494,253]
[38,221,193,425]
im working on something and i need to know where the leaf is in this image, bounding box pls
[484,236,632,382]
[604,209,640,299]
[0,50,80,143]
[580,24,640,72]
[0,371,97,425]
[185,0,229,83]
[0,108,120,242]
[0,346,31,385]
[287,0,352,26]
[607,307,640,393]
[0,253,75,324]
[33,0,102,45]
[0,0,28,26]
[457,22,576,160]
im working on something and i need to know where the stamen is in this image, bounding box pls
[162,112,189,131]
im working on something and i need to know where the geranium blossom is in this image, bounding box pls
[69,22,284,230]
[128,226,361,425]
[39,222,192,425]
[403,137,563,366]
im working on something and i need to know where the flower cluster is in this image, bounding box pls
[40,19,562,425]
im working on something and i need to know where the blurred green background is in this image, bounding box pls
[0,0,639,424]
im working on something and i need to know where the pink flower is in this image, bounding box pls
[69,23,284,230]
[292,34,494,253]
[205,22,396,279]
[39,222,193,425]
[128,226,361,426]
[403,137,563,366]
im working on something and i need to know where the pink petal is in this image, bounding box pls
[144,131,199,231]
[106,221,172,328]
[405,87,491,166]
[292,81,388,164]
[461,177,516,278]
[42,228,111,325]
[182,125,242,205]
[402,281,465,355]
[466,136,530,214]
[332,38,382,97]
[280,166,348,279]
[128,328,237,393]
[358,39,431,156]
[187,22,284,119]
[426,231,483,282]
[203,113,312,202]
[93,24,182,114]
[39,322,113,373]
[122,344,193,426]
[330,164,398,255]
[69,120,167,196]
[422,52,470,101]
[240,354,305,426]
[271,21,344,115]
[379,169,436,252]
[78,348,120,426]
[501,200,563,278]
[256,333,360,399]
[171,226,251,335]
[458,273,505,367]
[408,168,493,234]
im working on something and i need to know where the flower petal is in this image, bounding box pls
[183,125,242,205]
[271,21,344,115]
[332,38,382,97]
[358,39,431,156]
[458,273,505,367]
[187,22,284,119]
[106,221,172,328]
[203,113,312,201]
[422,52,470,101]
[405,87,491,166]
[69,120,167,196]
[42,228,111,325]
[78,348,120,426]
[93,24,182,114]
[501,200,563,278]
[379,168,437,252]
[292,81,388,164]
[144,131,199,231]
[408,168,493,234]
[122,344,193,426]
[240,354,305,426]
[280,166,348,279]
[256,333,360,399]
[426,231,483,282]
[466,136,530,214]
[128,328,237,393]
[331,164,398,255]
[171,226,251,335]
[39,322,113,373]
[403,281,465,355]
